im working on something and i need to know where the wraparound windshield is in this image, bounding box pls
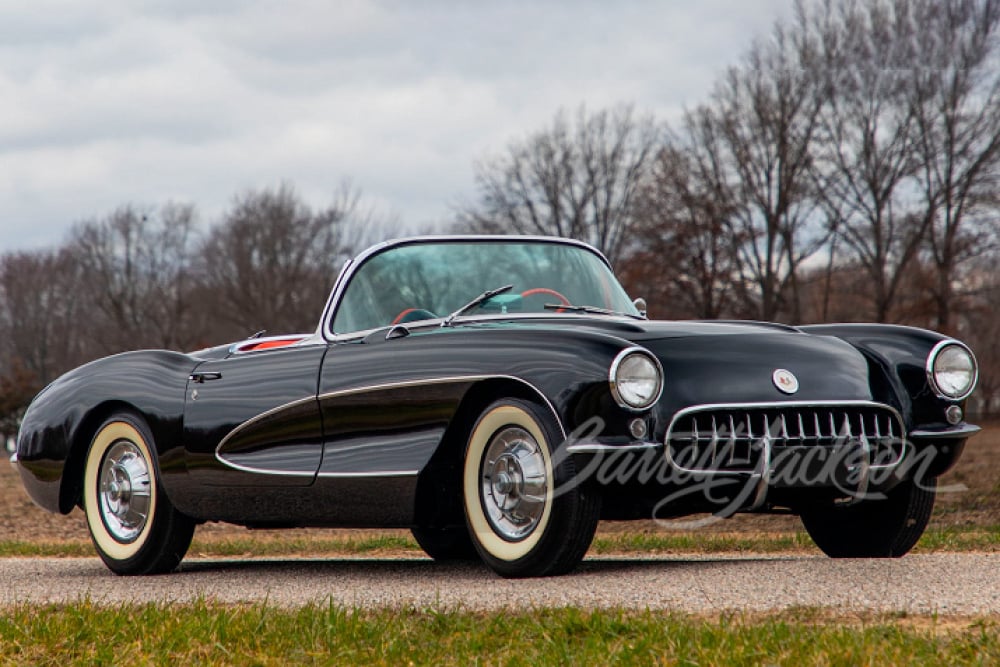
[331,240,638,334]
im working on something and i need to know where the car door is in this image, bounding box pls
[182,342,328,487]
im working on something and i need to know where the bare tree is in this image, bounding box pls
[69,203,200,354]
[624,143,743,319]
[909,0,1000,333]
[458,105,659,264]
[0,249,86,384]
[959,253,1000,415]
[686,24,828,323]
[804,0,932,322]
[199,184,387,337]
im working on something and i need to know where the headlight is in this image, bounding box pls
[927,341,978,400]
[609,348,663,410]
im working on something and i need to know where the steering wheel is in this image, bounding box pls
[391,308,438,325]
[520,287,571,313]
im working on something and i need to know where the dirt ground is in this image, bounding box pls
[2,422,997,544]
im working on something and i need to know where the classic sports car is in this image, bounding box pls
[13,236,979,577]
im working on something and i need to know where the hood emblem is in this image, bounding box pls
[772,369,799,395]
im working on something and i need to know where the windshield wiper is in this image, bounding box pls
[441,284,514,327]
[543,303,645,320]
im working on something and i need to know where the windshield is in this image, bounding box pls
[330,239,638,334]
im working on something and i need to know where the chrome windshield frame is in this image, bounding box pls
[316,235,618,343]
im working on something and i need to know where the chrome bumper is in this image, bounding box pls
[564,441,661,454]
[910,424,981,440]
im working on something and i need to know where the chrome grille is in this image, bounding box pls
[665,402,905,474]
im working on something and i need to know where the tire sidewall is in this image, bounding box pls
[83,415,161,567]
[462,400,560,566]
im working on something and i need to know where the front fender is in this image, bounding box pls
[15,350,199,513]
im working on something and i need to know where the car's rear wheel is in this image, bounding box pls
[411,525,478,561]
[462,399,600,577]
[83,413,195,575]
[800,478,936,558]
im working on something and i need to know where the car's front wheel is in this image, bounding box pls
[462,399,600,577]
[800,478,936,558]
[83,413,195,575]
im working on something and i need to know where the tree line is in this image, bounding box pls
[1,0,998,441]
[0,185,396,442]
[456,0,1000,414]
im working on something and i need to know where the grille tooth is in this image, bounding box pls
[667,404,905,473]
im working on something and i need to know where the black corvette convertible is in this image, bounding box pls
[13,235,979,577]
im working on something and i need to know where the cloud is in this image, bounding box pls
[0,0,791,250]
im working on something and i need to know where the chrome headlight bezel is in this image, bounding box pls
[609,347,663,411]
[926,340,978,401]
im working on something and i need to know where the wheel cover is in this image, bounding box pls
[98,440,152,543]
[480,427,548,541]
[464,405,555,562]
[84,420,159,562]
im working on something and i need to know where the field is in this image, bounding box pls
[1,424,996,664]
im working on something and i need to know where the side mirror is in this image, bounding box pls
[632,297,647,318]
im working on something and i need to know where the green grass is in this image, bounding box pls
[0,602,995,665]
[0,526,995,559]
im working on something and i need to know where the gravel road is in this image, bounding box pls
[1,553,997,614]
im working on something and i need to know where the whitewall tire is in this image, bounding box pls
[83,413,194,575]
[462,399,600,577]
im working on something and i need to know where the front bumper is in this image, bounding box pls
[910,423,981,440]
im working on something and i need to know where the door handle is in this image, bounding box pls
[189,372,223,383]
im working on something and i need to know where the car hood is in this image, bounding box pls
[453,316,876,410]
[588,319,874,411]
[481,317,869,410]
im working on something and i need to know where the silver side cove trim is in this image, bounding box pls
[213,374,564,477]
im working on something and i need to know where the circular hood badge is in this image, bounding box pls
[772,369,799,395]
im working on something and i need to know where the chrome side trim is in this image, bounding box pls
[910,424,982,439]
[565,442,662,454]
[925,339,979,401]
[213,374,564,477]
[319,235,614,341]
[216,455,418,479]
[215,395,318,457]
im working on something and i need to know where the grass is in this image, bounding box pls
[0,602,995,665]
[0,525,995,559]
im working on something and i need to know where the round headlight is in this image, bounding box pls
[610,348,663,410]
[927,341,977,400]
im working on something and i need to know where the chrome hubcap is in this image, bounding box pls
[480,427,548,541]
[99,440,152,543]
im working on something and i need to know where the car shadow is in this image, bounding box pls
[173,554,806,577]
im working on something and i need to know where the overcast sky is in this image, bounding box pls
[0,0,792,251]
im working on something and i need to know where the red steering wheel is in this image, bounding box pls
[520,287,571,313]
[391,308,437,325]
